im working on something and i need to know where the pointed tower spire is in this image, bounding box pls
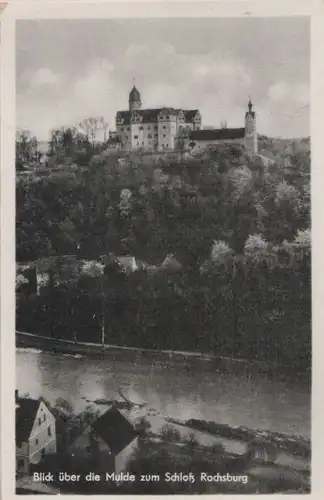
[248,96,253,112]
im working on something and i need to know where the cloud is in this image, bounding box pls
[29,68,63,89]
[16,19,310,139]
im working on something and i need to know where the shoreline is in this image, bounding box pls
[16,330,310,378]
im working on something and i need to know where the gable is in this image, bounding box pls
[29,401,55,438]
[16,398,40,445]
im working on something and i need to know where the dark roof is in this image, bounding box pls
[116,108,200,125]
[92,407,137,455]
[129,85,141,102]
[184,109,200,121]
[189,128,246,142]
[16,397,40,445]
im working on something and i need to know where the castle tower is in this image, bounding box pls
[129,84,142,112]
[245,98,258,155]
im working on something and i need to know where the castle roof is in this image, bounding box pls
[129,85,141,102]
[116,108,200,125]
[189,128,246,142]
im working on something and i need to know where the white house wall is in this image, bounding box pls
[114,436,139,474]
[28,401,56,464]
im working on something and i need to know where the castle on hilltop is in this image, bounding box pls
[112,84,258,155]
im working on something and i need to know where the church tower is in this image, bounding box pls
[244,98,258,155]
[129,84,142,112]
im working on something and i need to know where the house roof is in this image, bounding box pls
[92,407,138,455]
[189,128,246,142]
[116,108,200,125]
[16,397,40,445]
[161,254,182,271]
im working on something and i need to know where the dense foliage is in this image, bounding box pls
[16,137,311,371]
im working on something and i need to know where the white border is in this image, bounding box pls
[1,1,323,499]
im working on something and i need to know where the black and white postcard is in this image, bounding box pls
[1,0,323,497]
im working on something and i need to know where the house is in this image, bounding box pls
[16,475,60,494]
[115,84,201,151]
[116,255,138,273]
[68,407,139,475]
[16,391,56,476]
[160,254,182,273]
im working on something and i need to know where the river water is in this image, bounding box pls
[16,349,310,438]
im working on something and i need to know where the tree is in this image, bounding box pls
[16,129,38,165]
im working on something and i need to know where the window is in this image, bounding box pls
[38,418,41,425]
[166,116,170,119]
[142,141,144,145]
[147,126,151,130]
[134,135,138,139]
[163,134,166,138]
[163,126,166,129]
[148,134,152,139]
[35,438,38,446]
[120,127,124,132]
[127,127,130,131]
[154,125,158,130]
[18,458,25,468]
[48,426,52,437]
[139,126,143,130]
[166,144,169,147]
[155,134,158,138]
[41,449,46,459]
[43,414,46,422]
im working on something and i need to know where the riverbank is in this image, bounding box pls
[165,417,311,461]
[16,331,310,379]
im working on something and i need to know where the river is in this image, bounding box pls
[16,349,310,438]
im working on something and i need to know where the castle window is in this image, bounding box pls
[163,126,166,129]
[139,126,143,130]
[155,134,158,138]
[120,127,124,132]
[148,134,152,139]
[163,134,166,138]
[35,438,38,446]
[127,127,130,131]
[134,135,138,139]
[48,426,52,437]
[154,125,158,130]
[147,126,150,130]
[166,116,170,119]
[142,141,144,145]
[38,418,41,425]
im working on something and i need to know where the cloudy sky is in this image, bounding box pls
[16,17,310,140]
